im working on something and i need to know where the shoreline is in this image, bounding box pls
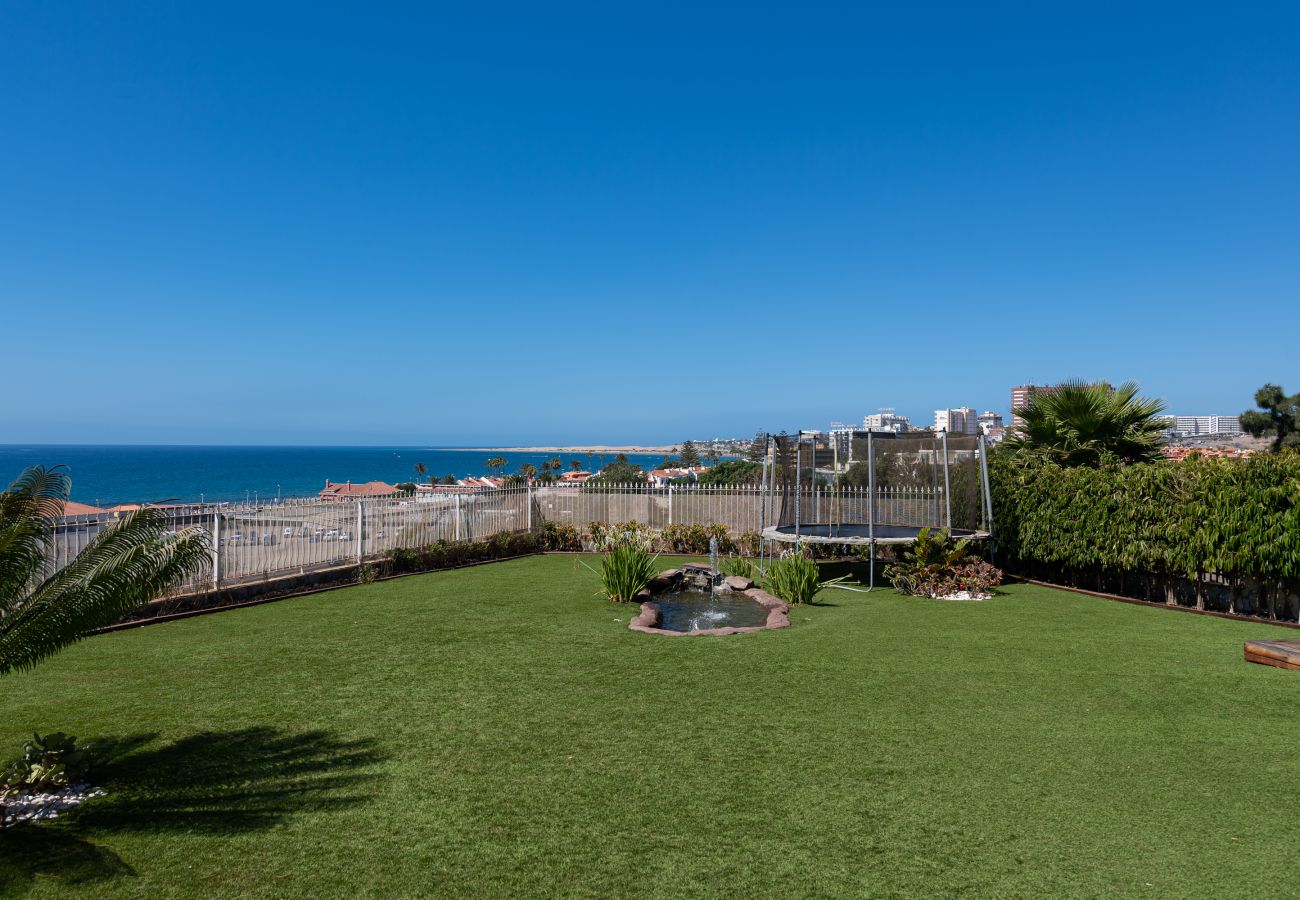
[452,445,678,454]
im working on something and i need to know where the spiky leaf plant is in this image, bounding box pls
[596,544,657,603]
[763,553,822,604]
[0,466,211,676]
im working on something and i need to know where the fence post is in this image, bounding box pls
[455,493,462,542]
[356,501,364,564]
[667,484,673,525]
[211,508,221,589]
[526,484,533,531]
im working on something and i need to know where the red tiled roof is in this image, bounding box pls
[319,480,398,498]
[60,500,106,515]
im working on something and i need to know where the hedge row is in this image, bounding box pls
[384,530,542,576]
[989,453,1300,621]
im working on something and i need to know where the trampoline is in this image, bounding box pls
[762,523,984,544]
[755,429,995,589]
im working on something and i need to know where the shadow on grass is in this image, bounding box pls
[0,727,387,894]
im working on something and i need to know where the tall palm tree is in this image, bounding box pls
[1004,380,1168,467]
[0,466,210,675]
[413,461,428,482]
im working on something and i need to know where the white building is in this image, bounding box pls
[977,411,1004,434]
[862,410,913,433]
[933,407,978,434]
[1167,415,1242,436]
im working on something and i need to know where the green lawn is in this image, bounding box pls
[2,554,1297,898]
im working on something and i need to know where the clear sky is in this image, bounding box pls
[2,2,1297,444]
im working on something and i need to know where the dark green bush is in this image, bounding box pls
[542,521,582,551]
[384,530,540,578]
[991,453,1300,620]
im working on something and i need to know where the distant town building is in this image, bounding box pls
[862,410,913,433]
[646,466,706,487]
[1010,384,1055,428]
[933,407,978,434]
[1164,415,1242,436]
[977,411,1004,434]
[1162,444,1254,461]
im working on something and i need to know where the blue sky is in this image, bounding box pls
[2,2,1297,444]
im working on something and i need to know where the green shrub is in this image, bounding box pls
[3,733,95,798]
[763,553,821,604]
[385,531,538,576]
[389,547,421,573]
[542,521,582,551]
[598,545,658,603]
[590,520,654,552]
[357,563,380,584]
[659,522,737,555]
[721,556,756,580]
[660,523,709,553]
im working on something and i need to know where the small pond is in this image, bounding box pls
[655,590,770,633]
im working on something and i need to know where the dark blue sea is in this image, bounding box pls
[0,446,674,506]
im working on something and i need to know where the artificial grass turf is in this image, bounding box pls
[1,554,1297,898]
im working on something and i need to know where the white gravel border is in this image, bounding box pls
[2,783,106,828]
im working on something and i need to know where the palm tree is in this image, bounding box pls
[0,466,210,675]
[1004,380,1168,467]
[569,459,583,472]
[518,463,538,482]
[413,462,428,482]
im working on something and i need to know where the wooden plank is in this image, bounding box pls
[1244,643,1300,670]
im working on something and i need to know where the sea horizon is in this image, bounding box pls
[0,444,701,506]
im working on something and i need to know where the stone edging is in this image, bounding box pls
[627,569,791,636]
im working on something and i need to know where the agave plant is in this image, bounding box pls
[594,544,657,603]
[1004,380,1168,467]
[0,466,211,676]
[763,553,822,604]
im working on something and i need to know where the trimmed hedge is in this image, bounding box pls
[387,530,543,575]
[989,453,1300,621]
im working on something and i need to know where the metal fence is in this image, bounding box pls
[47,482,950,599]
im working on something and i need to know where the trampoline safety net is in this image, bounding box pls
[770,430,989,539]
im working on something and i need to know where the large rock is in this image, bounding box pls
[724,575,754,591]
[647,568,682,594]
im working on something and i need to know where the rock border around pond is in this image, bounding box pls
[628,568,791,636]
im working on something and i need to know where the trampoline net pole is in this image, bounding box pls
[868,430,875,586]
[794,438,801,542]
[941,431,952,530]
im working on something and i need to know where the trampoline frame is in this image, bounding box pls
[757,429,996,590]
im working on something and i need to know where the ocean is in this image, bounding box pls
[0,445,677,506]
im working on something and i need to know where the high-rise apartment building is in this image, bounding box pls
[1010,384,1054,428]
[933,407,978,434]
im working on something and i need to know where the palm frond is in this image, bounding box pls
[0,482,211,676]
[1005,380,1167,466]
[0,466,73,607]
